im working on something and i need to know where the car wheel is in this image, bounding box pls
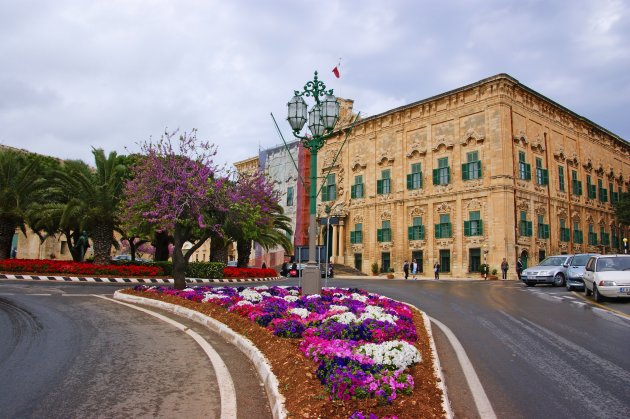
[594,285,604,303]
[585,284,592,296]
[553,273,565,287]
[566,282,573,291]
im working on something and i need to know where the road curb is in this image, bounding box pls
[0,274,283,284]
[113,290,287,419]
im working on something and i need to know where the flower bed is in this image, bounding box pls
[128,285,444,418]
[0,259,163,277]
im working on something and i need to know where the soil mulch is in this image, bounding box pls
[121,289,445,418]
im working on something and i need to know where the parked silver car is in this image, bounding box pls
[566,253,599,291]
[583,254,630,302]
[521,255,573,287]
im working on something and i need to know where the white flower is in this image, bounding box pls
[255,285,269,291]
[289,289,300,296]
[329,305,348,312]
[306,294,321,300]
[289,308,310,318]
[329,312,358,324]
[284,295,299,302]
[358,306,399,324]
[356,340,421,370]
[260,291,272,297]
[236,300,253,307]
[182,288,196,292]
[202,292,229,303]
[239,288,262,302]
[351,293,368,303]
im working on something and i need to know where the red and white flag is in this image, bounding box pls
[332,58,341,78]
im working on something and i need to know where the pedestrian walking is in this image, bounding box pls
[516,258,523,281]
[412,259,418,280]
[433,261,440,280]
[501,258,509,280]
[403,260,409,280]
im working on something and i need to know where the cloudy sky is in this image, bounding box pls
[1,0,628,167]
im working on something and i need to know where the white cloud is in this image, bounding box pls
[0,0,628,167]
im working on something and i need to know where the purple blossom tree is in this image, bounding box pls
[122,129,222,289]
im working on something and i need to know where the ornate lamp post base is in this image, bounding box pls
[301,263,322,295]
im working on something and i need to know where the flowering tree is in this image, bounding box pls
[122,129,220,289]
[226,170,292,266]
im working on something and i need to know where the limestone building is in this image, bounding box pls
[315,73,629,278]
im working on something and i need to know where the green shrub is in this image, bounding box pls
[186,262,224,279]
[371,262,379,275]
[150,261,173,276]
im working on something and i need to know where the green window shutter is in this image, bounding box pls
[446,223,452,237]
[446,167,451,183]
[432,169,439,185]
[462,163,468,181]
[464,220,471,236]
[525,164,532,181]
[542,169,549,185]
[543,224,550,239]
[351,184,356,199]
[322,184,328,201]
[434,224,441,238]
[527,221,533,236]
[377,229,383,242]
[377,179,383,195]
[477,163,482,178]
[419,225,425,239]
[330,185,336,200]
[408,226,413,240]
[350,231,356,243]
[407,174,413,190]
[418,173,423,189]
[478,220,483,235]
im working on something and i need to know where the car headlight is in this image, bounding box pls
[598,280,617,286]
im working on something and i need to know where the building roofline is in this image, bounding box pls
[350,73,627,146]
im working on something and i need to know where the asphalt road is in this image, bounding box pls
[1,278,629,419]
[0,282,271,419]
[322,277,630,419]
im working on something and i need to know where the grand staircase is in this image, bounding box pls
[331,263,367,276]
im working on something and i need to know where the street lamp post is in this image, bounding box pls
[483,244,489,280]
[287,71,340,294]
[624,237,628,254]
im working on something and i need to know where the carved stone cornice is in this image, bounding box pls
[460,129,485,146]
[513,129,528,146]
[432,135,454,152]
[377,153,395,166]
[410,206,425,218]
[557,207,568,219]
[434,183,454,194]
[516,199,529,212]
[531,134,545,153]
[517,236,532,246]
[594,163,604,177]
[351,244,363,253]
[409,240,426,249]
[380,210,392,220]
[572,244,582,253]
[353,214,364,224]
[536,239,548,247]
[566,153,579,167]
[407,188,426,198]
[534,205,546,216]
[379,241,393,250]
[583,158,593,173]
[466,236,485,245]
[559,242,569,251]
[553,147,566,162]
[435,202,453,214]
[463,179,484,190]
[435,238,453,247]
[350,154,367,172]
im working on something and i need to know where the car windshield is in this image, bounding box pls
[538,256,567,266]
[572,254,594,266]
[596,257,630,272]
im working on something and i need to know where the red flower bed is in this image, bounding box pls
[223,267,277,278]
[0,259,164,277]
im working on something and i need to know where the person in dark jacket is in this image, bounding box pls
[516,258,523,280]
[403,260,409,280]
[501,258,509,280]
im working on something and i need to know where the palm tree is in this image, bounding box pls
[54,149,127,264]
[236,203,293,267]
[0,149,46,259]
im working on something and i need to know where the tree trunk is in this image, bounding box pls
[210,237,229,263]
[92,222,113,265]
[0,218,16,260]
[172,223,188,290]
[236,239,252,268]
[153,230,171,261]
[65,230,82,262]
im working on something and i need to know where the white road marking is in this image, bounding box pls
[95,295,237,418]
[429,316,497,419]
